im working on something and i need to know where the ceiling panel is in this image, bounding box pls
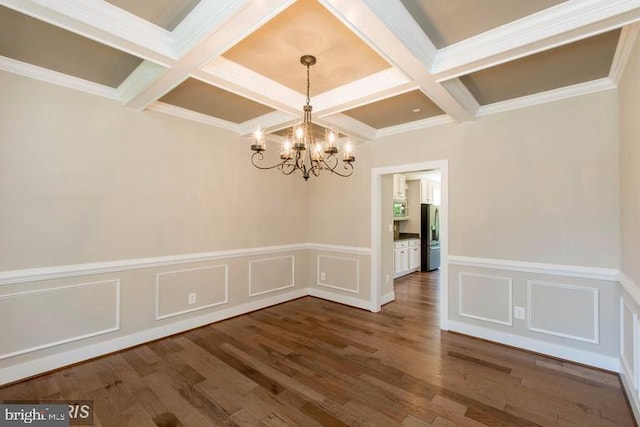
[160,78,275,123]
[0,5,143,88]
[402,0,566,48]
[459,29,620,106]
[105,0,201,31]
[342,90,444,129]
[223,0,390,95]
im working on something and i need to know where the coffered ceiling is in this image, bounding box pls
[0,0,639,143]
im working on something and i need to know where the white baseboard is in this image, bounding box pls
[0,288,308,386]
[620,360,640,423]
[308,288,373,311]
[381,291,395,305]
[447,320,620,372]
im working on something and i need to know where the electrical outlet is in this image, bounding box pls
[188,293,197,305]
[514,306,525,320]
[320,272,326,281]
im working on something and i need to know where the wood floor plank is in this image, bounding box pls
[0,270,635,426]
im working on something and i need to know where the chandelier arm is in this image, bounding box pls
[319,154,354,177]
[251,152,287,171]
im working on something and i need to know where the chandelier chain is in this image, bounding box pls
[305,63,311,106]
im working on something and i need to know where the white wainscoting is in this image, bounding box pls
[0,280,120,360]
[620,296,638,389]
[458,272,513,326]
[317,255,359,294]
[248,255,295,297]
[155,265,228,320]
[527,281,599,344]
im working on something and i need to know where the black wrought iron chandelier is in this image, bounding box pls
[250,55,355,181]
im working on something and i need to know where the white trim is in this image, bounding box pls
[370,160,449,325]
[458,272,513,326]
[0,243,308,285]
[0,56,120,100]
[375,115,455,138]
[155,265,229,320]
[476,78,617,117]
[308,288,371,311]
[620,296,638,390]
[610,23,640,84]
[527,280,600,344]
[317,255,359,294]
[248,255,295,297]
[447,320,619,372]
[116,61,167,104]
[307,243,371,255]
[146,101,242,133]
[619,271,640,308]
[448,255,618,281]
[0,287,307,386]
[620,365,640,423]
[381,291,395,305]
[0,280,120,360]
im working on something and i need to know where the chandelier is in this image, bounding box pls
[250,55,355,181]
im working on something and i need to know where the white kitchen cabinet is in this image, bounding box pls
[420,179,441,205]
[394,239,420,278]
[393,174,407,200]
[394,241,409,277]
[409,239,421,270]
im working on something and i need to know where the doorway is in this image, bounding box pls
[370,160,449,331]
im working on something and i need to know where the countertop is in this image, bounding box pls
[394,233,420,241]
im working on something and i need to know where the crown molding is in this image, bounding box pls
[438,79,480,117]
[0,0,176,65]
[433,0,640,81]
[375,114,455,138]
[610,22,640,84]
[0,55,119,99]
[477,77,616,117]
[147,101,241,133]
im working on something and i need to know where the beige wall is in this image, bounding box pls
[619,35,640,288]
[0,71,308,270]
[323,90,619,267]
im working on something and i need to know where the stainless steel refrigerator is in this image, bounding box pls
[421,204,441,271]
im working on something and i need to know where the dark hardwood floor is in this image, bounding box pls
[1,270,635,426]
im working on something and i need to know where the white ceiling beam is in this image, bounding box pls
[433,0,640,81]
[318,113,378,142]
[196,57,302,115]
[0,0,176,66]
[239,111,298,136]
[320,0,477,122]
[313,68,416,116]
[125,0,294,110]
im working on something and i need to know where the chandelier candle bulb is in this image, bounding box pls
[343,143,355,162]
